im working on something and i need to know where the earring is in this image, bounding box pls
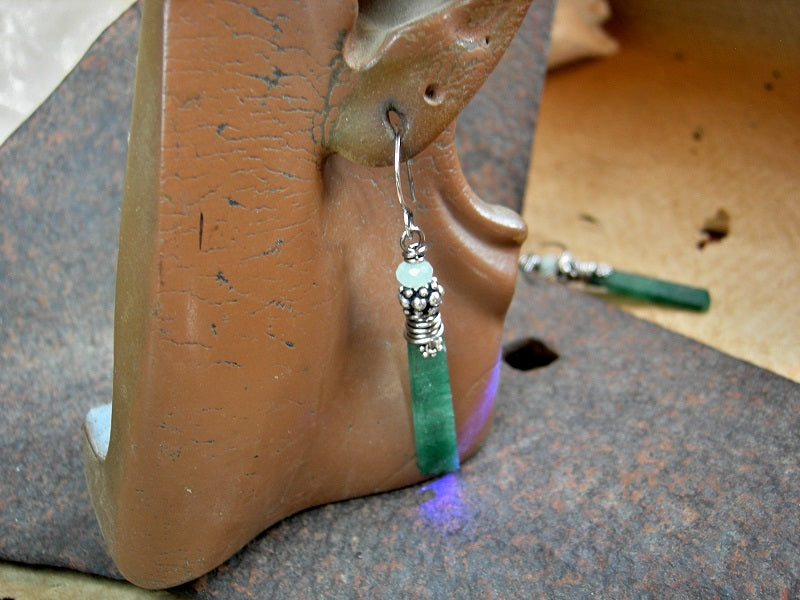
[390,117,460,476]
[519,247,711,311]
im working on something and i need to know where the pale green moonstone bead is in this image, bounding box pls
[396,260,434,288]
[538,255,558,278]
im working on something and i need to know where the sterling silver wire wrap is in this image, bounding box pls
[392,118,445,357]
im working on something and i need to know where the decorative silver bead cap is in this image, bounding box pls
[397,271,445,358]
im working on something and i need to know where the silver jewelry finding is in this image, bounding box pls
[391,118,445,357]
[519,250,613,283]
[392,120,428,263]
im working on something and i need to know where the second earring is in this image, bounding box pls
[390,118,460,476]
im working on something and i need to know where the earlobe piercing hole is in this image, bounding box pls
[386,108,404,135]
[423,84,443,106]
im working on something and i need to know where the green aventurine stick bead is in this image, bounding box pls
[592,270,711,311]
[407,342,460,475]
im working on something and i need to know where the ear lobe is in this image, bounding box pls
[327,0,533,166]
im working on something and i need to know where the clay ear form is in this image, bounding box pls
[80,0,536,589]
[328,0,533,166]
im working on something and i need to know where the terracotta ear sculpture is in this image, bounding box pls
[82,0,532,589]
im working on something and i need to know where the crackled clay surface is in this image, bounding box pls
[80,0,532,588]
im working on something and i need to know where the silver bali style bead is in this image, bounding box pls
[397,267,445,358]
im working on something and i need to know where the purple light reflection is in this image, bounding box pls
[418,472,469,534]
[459,350,502,453]
[415,350,501,533]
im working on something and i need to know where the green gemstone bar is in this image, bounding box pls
[592,270,711,311]
[407,342,459,475]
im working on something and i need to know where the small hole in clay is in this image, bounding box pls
[484,35,491,46]
[423,84,443,106]
[386,108,403,134]
[503,337,559,371]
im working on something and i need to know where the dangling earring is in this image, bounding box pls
[390,115,459,476]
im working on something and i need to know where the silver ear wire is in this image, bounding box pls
[390,114,427,262]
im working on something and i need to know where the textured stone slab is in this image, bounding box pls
[0,6,140,579]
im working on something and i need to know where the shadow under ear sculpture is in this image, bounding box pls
[82,0,533,588]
